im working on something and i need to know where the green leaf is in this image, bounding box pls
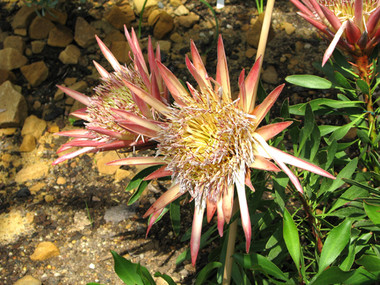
[195,262,222,285]
[334,71,353,89]
[363,201,380,225]
[138,264,156,285]
[297,103,315,156]
[356,79,370,95]
[234,253,289,281]
[327,114,365,143]
[128,179,150,205]
[318,219,352,273]
[289,99,364,116]
[310,267,354,285]
[328,185,369,214]
[170,198,181,236]
[154,272,177,285]
[283,209,301,272]
[125,165,162,192]
[111,250,144,285]
[285,74,332,89]
[356,253,380,272]
[344,267,379,284]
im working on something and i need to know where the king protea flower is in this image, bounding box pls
[290,0,380,69]
[106,35,336,265]
[53,28,168,165]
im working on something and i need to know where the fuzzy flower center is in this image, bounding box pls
[157,94,257,207]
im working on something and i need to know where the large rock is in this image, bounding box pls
[74,17,96,48]
[105,6,135,30]
[11,6,36,30]
[44,8,68,25]
[176,12,200,28]
[29,16,55,39]
[0,48,28,70]
[21,115,47,139]
[30,241,60,261]
[0,209,35,246]
[0,69,16,85]
[20,61,49,87]
[111,41,132,64]
[15,161,50,183]
[3,35,25,53]
[95,151,121,175]
[0,81,27,128]
[47,25,73,47]
[14,275,41,285]
[153,12,174,39]
[59,44,81,64]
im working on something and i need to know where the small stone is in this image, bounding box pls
[16,187,31,198]
[59,44,81,64]
[47,25,73,47]
[44,9,68,25]
[176,12,200,28]
[105,6,134,30]
[19,134,36,152]
[282,22,296,35]
[29,16,55,39]
[0,48,28,70]
[4,36,25,53]
[111,41,132,64]
[31,40,45,54]
[30,241,60,261]
[11,6,36,30]
[104,204,136,223]
[89,263,95,269]
[133,0,158,14]
[20,61,49,87]
[14,28,27,36]
[30,182,46,194]
[21,115,47,139]
[0,69,16,85]
[245,48,256,58]
[48,124,60,133]
[14,275,41,285]
[56,177,66,185]
[157,40,171,52]
[115,168,131,182]
[174,5,189,16]
[153,12,174,39]
[74,17,96,48]
[170,0,182,6]
[262,65,278,84]
[169,32,182,43]
[15,162,50,183]
[44,194,54,203]
[0,81,27,128]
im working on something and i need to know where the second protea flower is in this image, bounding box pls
[107,36,335,265]
[291,0,380,71]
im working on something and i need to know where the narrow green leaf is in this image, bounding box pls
[285,74,332,89]
[170,198,181,236]
[125,165,162,192]
[344,267,378,284]
[328,185,368,214]
[363,201,380,225]
[289,99,364,116]
[234,253,289,281]
[111,250,144,285]
[195,262,222,285]
[310,267,354,285]
[356,79,370,95]
[318,219,352,273]
[128,179,150,205]
[356,253,380,272]
[283,209,301,272]
[297,103,315,156]
[154,272,177,285]
[138,265,155,285]
[328,114,365,143]
[334,71,353,89]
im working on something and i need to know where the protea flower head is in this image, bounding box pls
[106,35,335,265]
[290,0,380,67]
[53,27,168,165]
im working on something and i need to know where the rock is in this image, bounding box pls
[20,61,48,87]
[44,194,54,203]
[56,176,66,185]
[247,14,275,48]
[176,12,200,28]
[245,48,256,58]
[104,30,125,45]
[16,187,31,198]
[29,16,55,39]
[115,168,132,182]
[104,204,136,223]
[170,0,182,6]
[0,69,16,85]
[47,25,73,47]
[0,48,28,70]
[74,17,96,48]
[59,44,81,64]
[15,162,50,183]
[0,209,35,245]
[11,6,36,30]
[170,32,182,43]
[3,35,25,53]
[44,8,68,25]
[19,134,36,152]
[174,5,189,16]
[21,115,47,139]
[14,275,41,285]
[31,40,45,54]
[158,40,171,52]
[262,65,278,84]
[133,0,158,14]
[0,81,27,128]
[111,41,132,64]
[30,241,60,261]
[148,9,161,27]
[95,151,121,175]
[14,28,27,36]
[153,12,174,39]
[282,22,296,35]
[105,6,135,30]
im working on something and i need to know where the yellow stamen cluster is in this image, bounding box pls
[157,93,257,207]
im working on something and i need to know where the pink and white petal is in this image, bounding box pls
[354,0,363,28]
[57,85,91,106]
[206,198,217,223]
[255,121,293,141]
[146,208,164,238]
[245,56,262,113]
[107,156,166,166]
[215,35,231,102]
[345,20,362,45]
[70,109,90,121]
[367,7,380,36]
[97,140,135,151]
[250,155,280,172]
[244,169,256,192]
[117,120,158,138]
[238,69,247,110]
[52,146,95,165]
[143,184,182,218]
[186,56,209,92]
[190,204,205,266]
[144,165,172,180]
[251,84,284,126]
[54,129,95,138]
[289,0,314,17]
[93,60,109,78]
[190,40,210,87]
[297,12,328,32]
[111,109,161,133]
[217,198,224,237]
[222,184,234,224]
[95,35,121,72]
[319,4,342,31]
[322,21,347,66]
